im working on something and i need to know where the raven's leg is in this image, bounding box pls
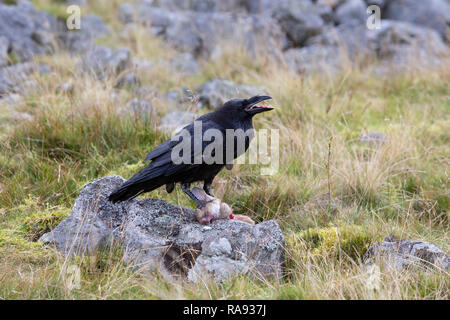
[181,182,207,207]
[203,178,214,197]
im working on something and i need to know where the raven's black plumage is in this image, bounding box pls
[108,95,273,206]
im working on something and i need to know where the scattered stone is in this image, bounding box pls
[164,87,196,106]
[335,0,366,26]
[169,52,200,75]
[58,14,110,53]
[119,4,285,58]
[384,0,450,42]
[283,45,342,74]
[195,78,268,109]
[0,1,57,62]
[158,110,197,132]
[133,85,159,99]
[0,62,50,96]
[81,46,132,80]
[57,82,74,95]
[132,58,153,71]
[40,176,285,282]
[116,72,140,88]
[125,98,153,120]
[0,36,8,68]
[273,1,325,47]
[364,240,450,271]
[359,132,387,146]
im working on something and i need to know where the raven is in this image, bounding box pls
[108,95,273,207]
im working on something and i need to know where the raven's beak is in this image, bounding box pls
[244,95,273,115]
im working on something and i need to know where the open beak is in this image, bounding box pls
[244,95,273,115]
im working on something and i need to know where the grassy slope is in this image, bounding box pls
[0,0,448,299]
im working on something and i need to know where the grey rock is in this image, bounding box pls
[164,87,196,106]
[335,0,367,26]
[118,3,135,24]
[284,45,343,74]
[150,0,245,12]
[81,46,132,80]
[0,36,9,68]
[273,1,325,47]
[133,85,159,99]
[385,0,450,42]
[0,93,22,105]
[125,98,153,120]
[0,1,57,61]
[305,21,448,72]
[120,4,285,58]
[40,175,285,282]
[364,240,450,271]
[364,0,387,9]
[196,78,268,109]
[158,110,197,132]
[58,14,110,53]
[169,52,200,75]
[132,58,153,71]
[116,72,140,88]
[56,82,74,94]
[366,21,448,69]
[40,176,131,256]
[359,132,387,146]
[0,62,50,96]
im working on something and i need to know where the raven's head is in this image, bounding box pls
[220,95,273,117]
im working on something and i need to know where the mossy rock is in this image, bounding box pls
[287,224,374,261]
[21,210,69,241]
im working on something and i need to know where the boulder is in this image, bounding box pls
[384,0,450,42]
[133,85,159,100]
[0,62,50,96]
[335,0,366,26]
[359,132,387,146]
[158,110,198,132]
[80,46,132,80]
[58,14,110,53]
[119,4,285,58]
[116,72,140,88]
[302,21,448,72]
[40,176,285,282]
[0,1,57,61]
[0,35,8,68]
[168,52,201,75]
[163,87,196,106]
[196,78,268,109]
[364,240,449,271]
[273,3,325,47]
[125,98,153,120]
[366,20,448,69]
[283,45,343,74]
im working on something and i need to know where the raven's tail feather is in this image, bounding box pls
[108,164,170,203]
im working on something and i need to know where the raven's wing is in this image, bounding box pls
[144,113,211,161]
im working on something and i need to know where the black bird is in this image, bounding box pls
[108,95,273,207]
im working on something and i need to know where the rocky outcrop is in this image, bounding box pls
[364,240,449,271]
[0,62,50,96]
[118,3,286,58]
[40,176,285,282]
[58,14,110,53]
[158,110,198,132]
[80,46,132,80]
[384,0,450,42]
[0,36,8,68]
[0,1,57,62]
